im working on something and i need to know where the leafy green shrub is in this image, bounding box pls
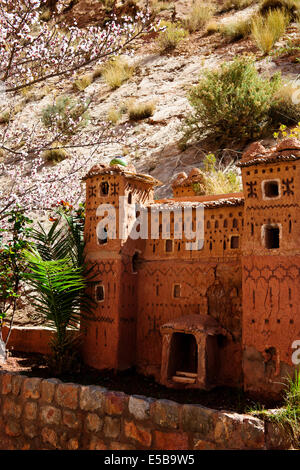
[252,8,290,54]
[41,95,90,137]
[127,100,156,120]
[220,17,252,41]
[181,58,282,146]
[157,21,188,53]
[184,1,216,33]
[0,210,33,362]
[102,56,135,89]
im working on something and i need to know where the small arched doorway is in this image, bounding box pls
[167,332,198,381]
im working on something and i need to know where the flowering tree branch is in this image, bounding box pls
[0,0,156,216]
[1,0,153,92]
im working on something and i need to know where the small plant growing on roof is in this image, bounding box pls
[196,153,242,195]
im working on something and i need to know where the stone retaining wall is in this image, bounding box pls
[0,371,291,450]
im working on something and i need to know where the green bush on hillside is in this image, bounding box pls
[181,58,282,147]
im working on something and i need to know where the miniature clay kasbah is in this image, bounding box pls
[80,138,300,398]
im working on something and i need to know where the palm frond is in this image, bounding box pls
[24,249,85,332]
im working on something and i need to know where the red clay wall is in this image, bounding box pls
[241,158,300,396]
[135,258,242,386]
[242,255,300,397]
[2,326,55,356]
[0,371,291,450]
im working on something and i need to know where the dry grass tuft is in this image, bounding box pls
[127,100,156,120]
[251,8,290,54]
[157,21,188,53]
[73,74,94,91]
[43,144,69,164]
[220,17,252,41]
[184,1,216,33]
[102,57,135,89]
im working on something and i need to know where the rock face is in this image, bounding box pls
[0,371,293,449]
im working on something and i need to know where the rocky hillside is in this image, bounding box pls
[4,0,300,201]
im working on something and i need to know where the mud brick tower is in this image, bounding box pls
[81,138,300,398]
[81,163,159,371]
[239,139,300,396]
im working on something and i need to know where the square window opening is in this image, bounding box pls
[230,236,239,249]
[264,226,280,249]
[165,239,173,252]
[173,284,181,298]
[263,180,279,198]
[96,285,104,302]
[100,182,109,196]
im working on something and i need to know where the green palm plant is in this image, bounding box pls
[24,249,86,373]
[25,205,94,374]
[31,207,85,268]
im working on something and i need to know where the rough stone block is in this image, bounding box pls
[5,420,21,437]
[154,430,189,450]
[214,412,265,449]
[55,383,79,410]
[265,421,293,450]
[85,413,103,433]
[41,379,61,404]
[124,420,152,447]
[40,405,62,426]
[79,385,106,412]
[193,437,218,450]
[42,427,58,448]
[23,422,38,439]
[110,442,136,450]
[24,401,38,421]
[105,391,127,415]
[181,404,216,438]
[151,399,180,429]
[129,395,153,420]
[12,375,25,396]
[67,438,79,450]
[1,373,13,395]
[63,410,81,429]
[23,378,41,400]
[103,416,121,439]
[3,397,22,419]
[89,436,107,450]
